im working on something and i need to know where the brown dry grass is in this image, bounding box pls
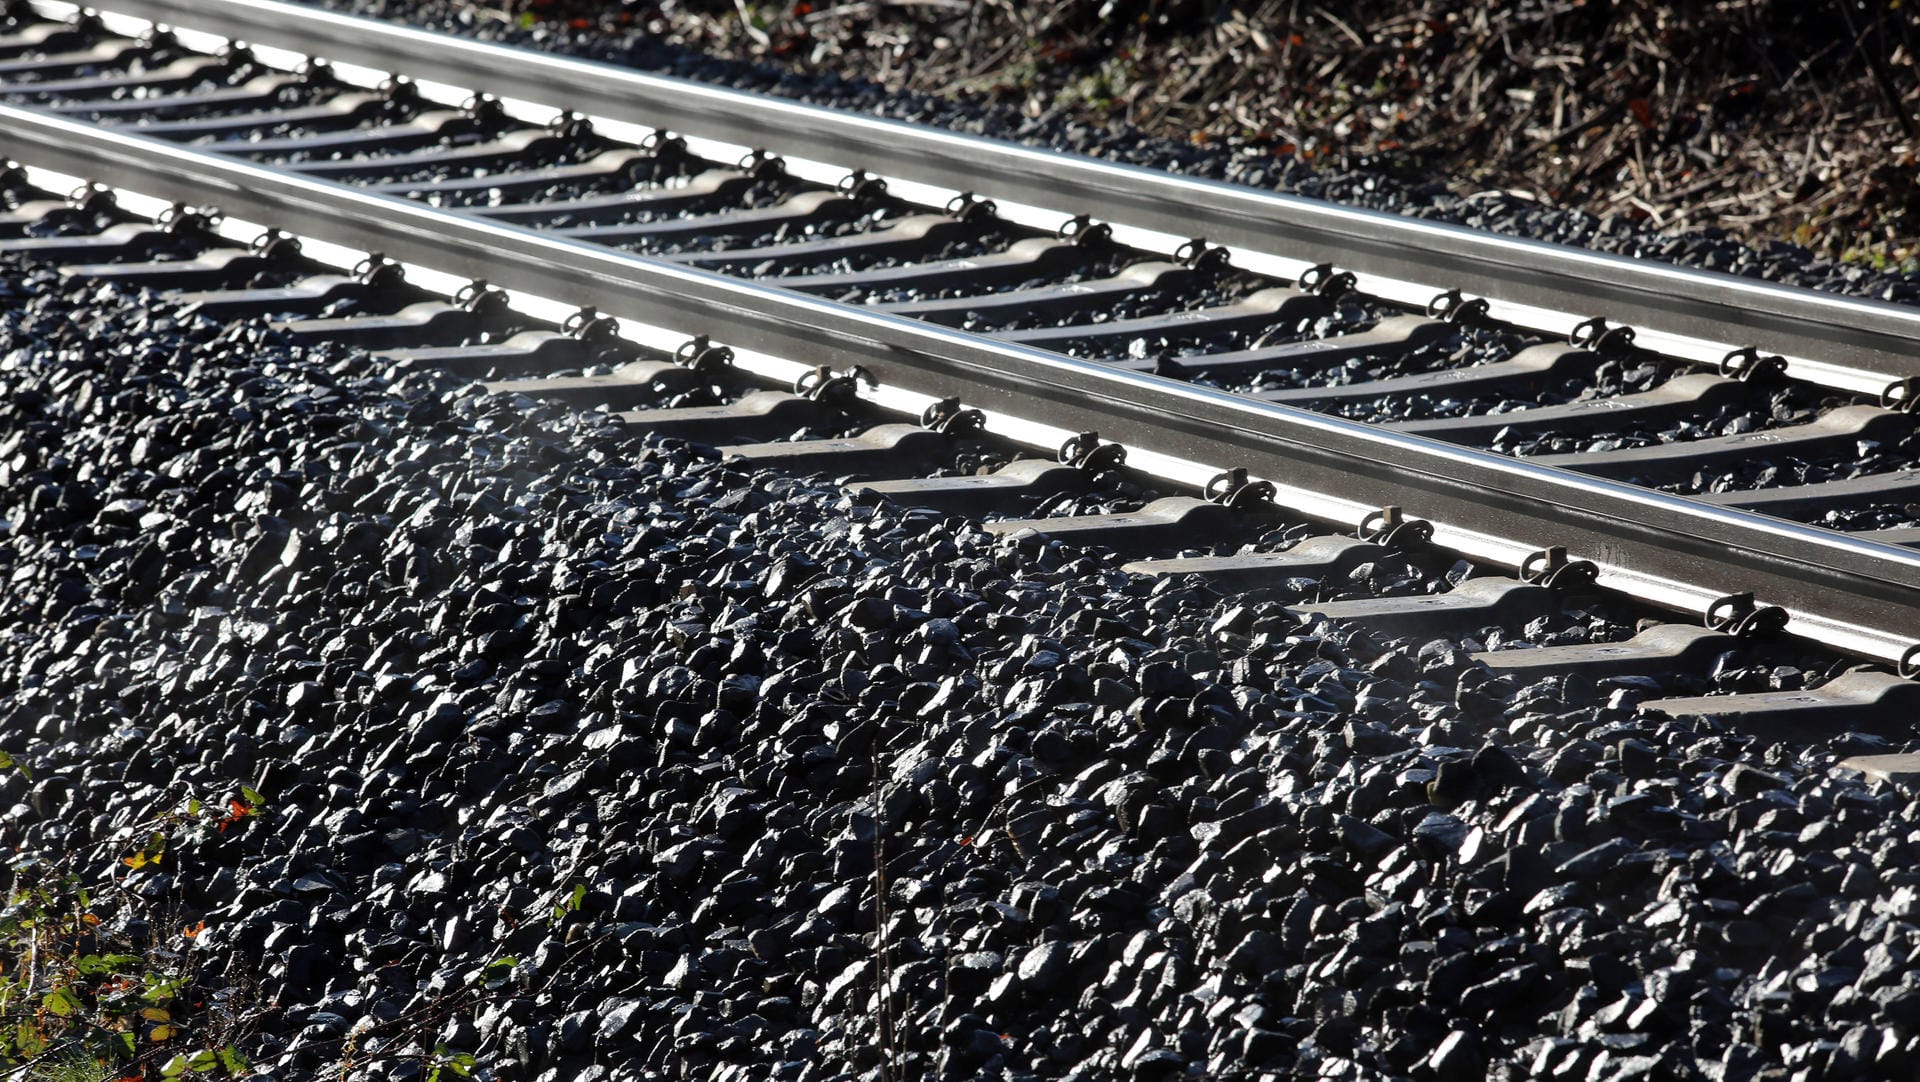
[516,0,1920,268]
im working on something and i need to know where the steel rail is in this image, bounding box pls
[48,0,1920,392]
[0,103,1913,665]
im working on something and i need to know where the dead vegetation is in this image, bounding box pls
[520,0,1920,268]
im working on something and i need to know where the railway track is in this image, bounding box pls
[0,0,1914,736]
[5,3,1920,1079]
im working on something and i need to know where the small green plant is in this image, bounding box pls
[0,776,269,1078]
[424,1044,478,1082]
[548,884,586,927]
[28,1047,100,1081]
[472,957,519,993]
[159,1045,252,1077]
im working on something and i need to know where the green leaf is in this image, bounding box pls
[142,974,183,1003]
[186,1049,217,1071]
[160,1054,191,1078]
[217,1046,249,1073]
[239,786,266,807]
[569,884,586,911]
[14,1019,43,1057]
[427,1043,451,1082]
[480,957,519,990]
[42,986,81,1016]
[548,886,580,922]
[75,953,141,975]
[14,1019,42,1058]
[118,1031,137,1057]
